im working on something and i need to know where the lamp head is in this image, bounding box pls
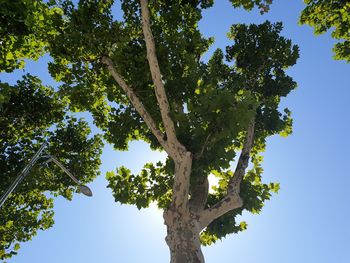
[79,185,93,197]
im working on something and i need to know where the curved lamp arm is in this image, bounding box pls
[47,155,93,197]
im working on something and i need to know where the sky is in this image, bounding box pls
[2,1,350,263]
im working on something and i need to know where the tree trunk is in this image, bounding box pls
[164,208,205,263]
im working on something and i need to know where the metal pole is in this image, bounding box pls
[0,142,48,208]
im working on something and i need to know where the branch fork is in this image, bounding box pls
[103,0,256,223]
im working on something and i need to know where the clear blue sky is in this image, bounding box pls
[2,1,350,262]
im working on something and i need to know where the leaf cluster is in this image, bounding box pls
[99,5,298,244]
[200,152,279,245]
[107,160,173,209]
[300,0,350,61]
[230,0,273,14]
[0,0,63,72]
[0,0,301,254]
[0,75,102,259]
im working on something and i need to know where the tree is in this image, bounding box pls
[1,0,299,262]
[0,1,102,260]
[0,75,103,260]
[300,0,350,62]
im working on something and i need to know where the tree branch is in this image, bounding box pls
[139,0,193,211]
[139,0,184,155]
[189,177,209,212]
[171,151,193,211]
[199,118,256,229]
[101,55,170,153]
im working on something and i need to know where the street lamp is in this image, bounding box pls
[44,155,93,197]
[0,141,93,209]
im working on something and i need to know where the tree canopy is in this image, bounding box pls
[300,0,350,62]
[0,1,103,259]
[2,0,333,261]
[0,74,103,260]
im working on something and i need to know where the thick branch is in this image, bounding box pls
[189,177,209,212]
[140,0,182,152]
[199,118,256,229]
[140,0,193,211]
[227,118,255,195]
[101,56,169,152]
[171,152,193,211]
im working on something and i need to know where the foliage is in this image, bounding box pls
[43,0,297,245]
[105,20,298,231]
[0,0,303,260]
[200,152,279,244]
[0,75,103,260]
[230,0,273,13]
[0,0,63,72]
[0,3,103,257]
[300,0,350,62]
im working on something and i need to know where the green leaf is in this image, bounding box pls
[14,244,20,251]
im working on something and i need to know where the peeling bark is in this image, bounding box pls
[164,208,204,263]
[140,0,193,212]
[171,152,192,211]
[140,0,182,153]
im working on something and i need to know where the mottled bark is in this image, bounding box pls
[171,152,192,212]
[140,0,183,155]
[165,156,204,262]
[164,208,204,263]
[140,0,193,213]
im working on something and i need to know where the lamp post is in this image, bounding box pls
[0,141,93,209]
